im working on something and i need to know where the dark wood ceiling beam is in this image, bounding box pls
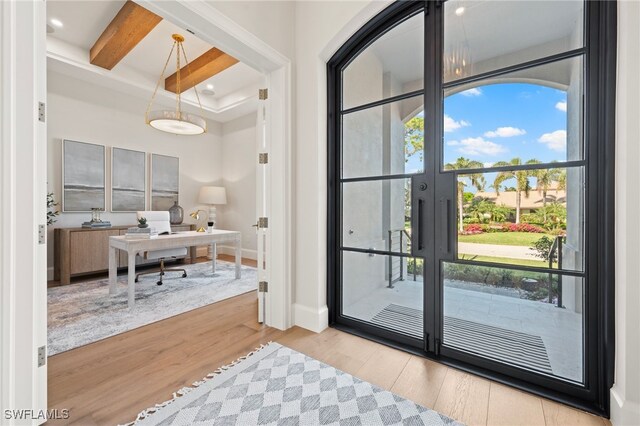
[89,1,162,70]
[164,48,239,93]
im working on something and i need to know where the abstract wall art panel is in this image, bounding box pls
[62,140,106,212]
[111,147,146,212]
[150,154,179,211]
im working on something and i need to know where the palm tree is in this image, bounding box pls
[445,157,485,232]
[533,165,562,221]
[492,158,540,224]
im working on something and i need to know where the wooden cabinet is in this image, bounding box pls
[54,224,195,285]
[69,229,120,274]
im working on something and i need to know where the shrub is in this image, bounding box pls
[461,224,485,235]
[501,223,545,233]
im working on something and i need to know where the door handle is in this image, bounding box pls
[411,175,428,258]
[442,198,451,253]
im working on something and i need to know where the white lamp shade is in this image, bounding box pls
[198,186,227,205]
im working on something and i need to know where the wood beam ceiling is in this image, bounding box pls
[90,1,162,70]
[164,48,239,94]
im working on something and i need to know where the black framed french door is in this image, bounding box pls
[328,0,616,417]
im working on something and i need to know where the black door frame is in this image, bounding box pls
[327,0,617,417]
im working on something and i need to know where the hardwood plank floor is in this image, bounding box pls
[47,264,609,426]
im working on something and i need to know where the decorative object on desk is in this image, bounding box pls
[151,154,179,211]
[62,140,106,212]
[198,186,227,227]
[145,34,208,136]
[126,226,158,239]
[111,147,146,212]
[207,221,214,233]
[137,217,148,228]
[47,192,59,226]
[168,200,184,224]
[189,210,208,232]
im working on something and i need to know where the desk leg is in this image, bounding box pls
[128,252,136,308]
[109,246,118,295]
[211,243,217,273]
[235,238,241,279]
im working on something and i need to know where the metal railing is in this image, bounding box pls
[548,235,564,307]
[387,229,413,288]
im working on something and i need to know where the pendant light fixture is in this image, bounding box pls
[444,2,472,80]
[146,34,207,135]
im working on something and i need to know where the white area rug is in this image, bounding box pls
[48,261,257,355]
[126,343,463,426]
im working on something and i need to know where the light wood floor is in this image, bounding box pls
[47,257,609,426]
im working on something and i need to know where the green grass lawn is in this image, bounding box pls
[458,232,551,246]
[457,254,552,268]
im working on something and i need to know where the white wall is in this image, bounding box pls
[611,1,640,424]
[46,71,224,275]
[218,112,258,259]
[206,1,295,61]
[292,0,389,331]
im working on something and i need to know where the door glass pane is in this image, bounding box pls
[444,0,584,82]
[454,166,584,272]
[443,56,584,170]
[343,250,423,339]
[343,12,424,110]
[342,178,412,254]
[442,262,584,383]
[342,96,424,179]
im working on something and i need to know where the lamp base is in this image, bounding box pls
[196,227,206,232]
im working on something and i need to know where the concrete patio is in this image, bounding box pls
[343,278,583,383]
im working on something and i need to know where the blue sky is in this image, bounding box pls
[405,83,569,192]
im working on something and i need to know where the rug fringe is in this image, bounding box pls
[120,342,274,426]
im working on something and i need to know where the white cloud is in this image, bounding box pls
[555,101,567,112]
[460,88,482,97]
[538,130,567,152]
[484,127,526,138]
[444,115,470,132]
[450,137,507,156]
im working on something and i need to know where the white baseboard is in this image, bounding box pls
[47,266,54,281]
[611,386,640,426]
[293,303,329,333]
[217,245,257,261]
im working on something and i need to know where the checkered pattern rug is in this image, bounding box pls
[131,343,462,426]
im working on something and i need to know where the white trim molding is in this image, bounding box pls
[293,304,329,334]
[1,0,48,424]
[612,1,640,424]
[134,0,293,331]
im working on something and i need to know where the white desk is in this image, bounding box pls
[109,230,242,307]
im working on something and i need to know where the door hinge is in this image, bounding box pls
[258,281,268,292]
[37,346,46,367]
[258,88,268,100]
[38,224,46,244]
[38,102,46,122]
[257,217,268,229]
[258,153,269,164]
